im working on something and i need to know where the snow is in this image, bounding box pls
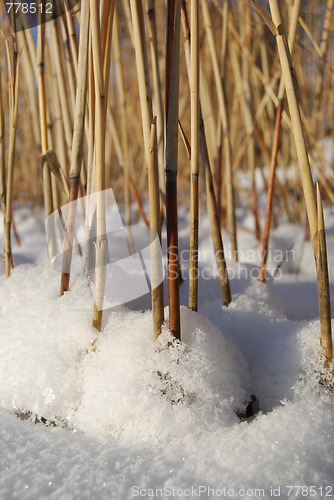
[0,204,334,498]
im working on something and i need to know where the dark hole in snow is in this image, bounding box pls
[236,395,260,422]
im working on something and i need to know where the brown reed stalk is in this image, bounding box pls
[188,0,199,312]
[254,121,293,223]
[148,117,164,340]
[259,100,283,282]
[204,147,232,305]
[165,0,181,339]
[316,183,333,364]
[60,0,90,296]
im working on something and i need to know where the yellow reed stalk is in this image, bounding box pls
[114,5,131,226]
[91,0,107,331]
[316,183,333,365]
[148,118,164,340]
[201,0,237,260]
[267,0,332,364]
[146,0,166,214]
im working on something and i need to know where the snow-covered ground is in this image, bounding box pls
[0,203,334,499]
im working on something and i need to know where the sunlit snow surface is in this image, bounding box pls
[0,205,334,499]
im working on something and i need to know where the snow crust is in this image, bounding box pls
[1,206,334,498]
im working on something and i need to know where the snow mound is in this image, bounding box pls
[0,265,250,443]
[75,306,250,442]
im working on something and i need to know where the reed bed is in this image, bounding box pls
[0,0,333,363]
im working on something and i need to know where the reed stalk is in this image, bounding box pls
[259,100,283,282]
[180,0,232,306]
[49,18,73,153]
[148,117,164,340]
[241,1,261,242]
[266,0,317,252]
[0,72,5,223]
[312,0,333,138]
[83,41,95,276]
[60,16,76,121]
[63,0,79,77]
[114,6,131,226]
[86,46,95,198]
[50,54,69,204]
[17,31,40,150]
[316,183,333,364]
[3,26,19,277]
[107,105,150,226]
[259,0,301,282]
[37,6,54,260]
[146,0,166,215]
[198,52,216,172]
[215,0,229,220]
[201,0,237,260]
[165,0,181,340]
[267,0,332,363]
[60,0,90,296]
[102,0,115,101]
[121,0,135,47]
[188,0,199,312]
[130,0,153,166]
[90,0,108,331]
